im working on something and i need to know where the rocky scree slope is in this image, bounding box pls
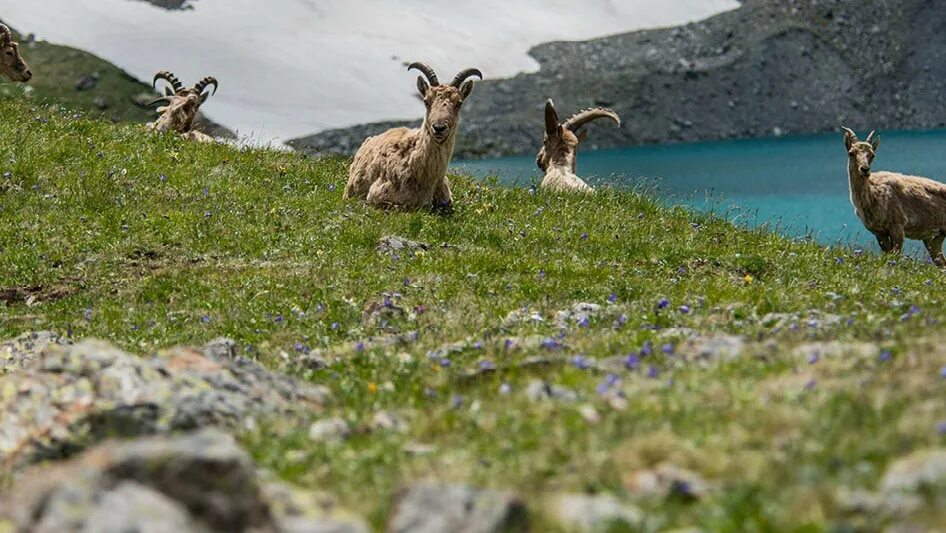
[290,0,946,160]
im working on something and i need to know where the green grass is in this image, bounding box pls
[2,96,946,531]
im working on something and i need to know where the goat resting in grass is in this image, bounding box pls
[537,99,620,192]
[148,71,218,142]
[344,62,482,211]
[843,127,946,265]
[0,24,32,82]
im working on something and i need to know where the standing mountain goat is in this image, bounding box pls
[0,24,32,82]
[843,127,946,265]
[344,62,482,211]
[536,100,620,192]
[148,71,218,142]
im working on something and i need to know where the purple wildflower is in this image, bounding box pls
[571,355,591,370]
[657,298,671,310]
[504,339,515,350]
[479,360,496,371]
[473,341,484,350]
[608,292,618,303]
[640,341,654,357]
[578,316,591,328]
[647,366,660,379]
[541,338,562,350]
[83,308,93,321]
[580,232,589,241]
[200,315,211,324]
[614,314,628,328]
[940,366,946,379]
[805,379,817,391]
[625,354,640,370]
[439,358,451,368]
[891,287,902,296]
[356,342,365,352]
[661,343,675,355]
[274,314,284,323]
[938,421,946,436]
[879,350,892,362]
[403,278,411,286]
[808,353,820,365]
[835,257,843,265]
[450,395,464,409]
[678,305,691,315]
[295,341,305,352]
[331,322,340,330]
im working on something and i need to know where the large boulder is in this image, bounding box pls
[0,429,368,533]
[0,336,330,471]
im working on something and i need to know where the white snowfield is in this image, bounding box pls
[0,0,737,143]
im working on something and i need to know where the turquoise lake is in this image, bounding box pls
[456,130,946,256]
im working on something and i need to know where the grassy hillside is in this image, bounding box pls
[2,96,946,531]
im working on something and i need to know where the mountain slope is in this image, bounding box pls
[290,0,946,159]
[0,20,230,137]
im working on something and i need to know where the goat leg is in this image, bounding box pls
[924,234,946,267]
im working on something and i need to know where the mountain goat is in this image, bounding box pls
[344,62,482,211]
[148,71,218,142]
[843,127,946,265]
[537,99,620,192]
[0,24,32,82]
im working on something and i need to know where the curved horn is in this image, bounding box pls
[408,62,439,86]
[450,68,483,88]
[147,96,171,107]
[841,126,858,139]
[194,76,218,96]
[153,71,184,94]
[0,24,11,45]
[865,130,876,143]
[564,108,621,132]
[545,99,560,135]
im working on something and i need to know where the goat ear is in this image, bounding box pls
[459,79,475,100]
[871,135,881,152]
[416,76,429,99]
[165,87,175,97]
[576,129,590,144]
[199,92,210,105]
[545,100,560,135]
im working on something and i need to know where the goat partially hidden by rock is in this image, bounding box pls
[843,127,946,265]
[148,71,218,142]
[345,62,482,211]
[536,100,620,192]
[0,24,32,82]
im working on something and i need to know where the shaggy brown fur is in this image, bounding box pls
[345,63,482,211]
[843,127,946,265]
[0,24,32,82]
[537,100,620,192]
[148,71,217,143]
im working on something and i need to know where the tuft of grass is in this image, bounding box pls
[3,96,946,530]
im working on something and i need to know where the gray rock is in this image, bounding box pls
[526,380,579,403]
[388,483,527,533]
[202,336,240,360]
[0,430,367,533]
[678,334,745,362]
[0,338,331,471]
[881,450,946,493]
[0,330,71,373]
[544,493,642,531]
[377,236,429,255]
[553,302,602,328]
[371,411,410,434]
[308,418,352,443]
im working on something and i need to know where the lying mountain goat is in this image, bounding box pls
[0,24,32,82]
[344,62,482,211]
[148,71,218,142]
[536,100,620,192]
[843,127,946,265]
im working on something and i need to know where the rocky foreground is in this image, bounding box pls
[290,0,946,159]
[1,324,944,532]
